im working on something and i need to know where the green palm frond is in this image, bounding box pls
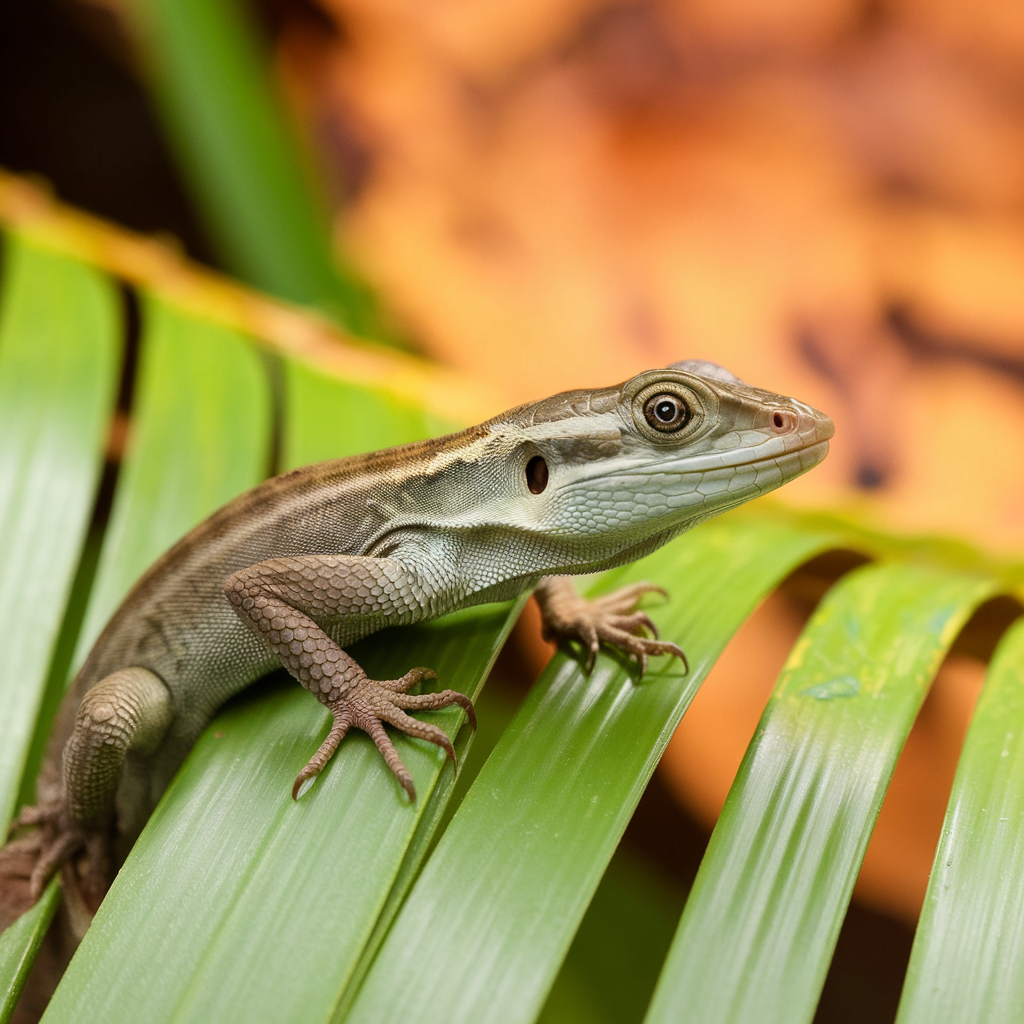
[122,0,392,341]
[0,197,1022,1024]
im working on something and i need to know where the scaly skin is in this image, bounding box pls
[1,360,832,922]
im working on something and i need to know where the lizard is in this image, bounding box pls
[0,359,832,926]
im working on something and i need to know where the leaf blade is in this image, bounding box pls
[345,518,834,1024]
[125,0,389,338]
[644,563,994,1024]
[0,235,119,827]
[0,881,59,1024]
[896,617,1024,1023]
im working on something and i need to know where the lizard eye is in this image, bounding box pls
[643,393,691,432]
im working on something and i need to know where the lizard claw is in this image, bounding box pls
[2,804,109,906]
[9,802,62,834]
[537,578,688,677]
[293,668,475,801]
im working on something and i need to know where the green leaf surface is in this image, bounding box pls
[896,617,1024,1023]
[644,562,994,1024]
[538,850,686,1024]
[0,878,59,1024]
[346,517,834,1024]
[125,0,390,338]
[281,358,444,468]
[0,235,118,828]
[75,293,270,659]
[34,295,269,1018]
[325,639,532,1024]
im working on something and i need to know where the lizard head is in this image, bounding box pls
[489,360,833,557]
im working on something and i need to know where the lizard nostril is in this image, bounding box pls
[772,412,785,429]
[771,410,795,431]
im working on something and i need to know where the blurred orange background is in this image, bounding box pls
[276,0,1024,549]
[264,0,1024,928]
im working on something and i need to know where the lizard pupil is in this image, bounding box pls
[526,455,549,494]
[643,393,691,432]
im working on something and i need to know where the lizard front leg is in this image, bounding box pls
[534,576,688,676]
[223,554,475,801]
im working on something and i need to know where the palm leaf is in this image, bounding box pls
[0,182,1022,1024]
[644,563,993,1024]
[345,521,834,1024]
[0,238,117,828]
[121,0,389,339]
[0,236,117,1020]
[896,618,1024,1022]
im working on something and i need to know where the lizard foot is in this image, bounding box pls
[293,666,476,802]
[537,579,689,676]
[4,805,108,905]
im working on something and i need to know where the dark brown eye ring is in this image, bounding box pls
[643,392,691,433]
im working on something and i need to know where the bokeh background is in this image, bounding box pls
[3,1,1022,1018]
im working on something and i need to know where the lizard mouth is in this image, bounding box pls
[725,437,831,482]
[677,440,830,517]
[607,434,831,482]
[801,437,831,464]
[558,438,831,516]
[758,437,830,472]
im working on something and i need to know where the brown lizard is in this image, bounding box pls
[1,360,832,925]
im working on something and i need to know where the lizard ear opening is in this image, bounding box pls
[526,455,549,494]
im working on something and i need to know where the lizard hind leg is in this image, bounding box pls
[3,665,172,911]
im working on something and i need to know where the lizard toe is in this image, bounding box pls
[592,582,666,616]
[379,706,458,769]
[390,666,438,694]
[30,827,87,901]
[2,825,48,856]
[393,688,477,731]
[293,708,354,799]
[9,802,62,833]
[607,610,659,639]
[296,669,472,801]
[362,717,416,801]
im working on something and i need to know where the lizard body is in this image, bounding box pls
[2,361,832,919]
